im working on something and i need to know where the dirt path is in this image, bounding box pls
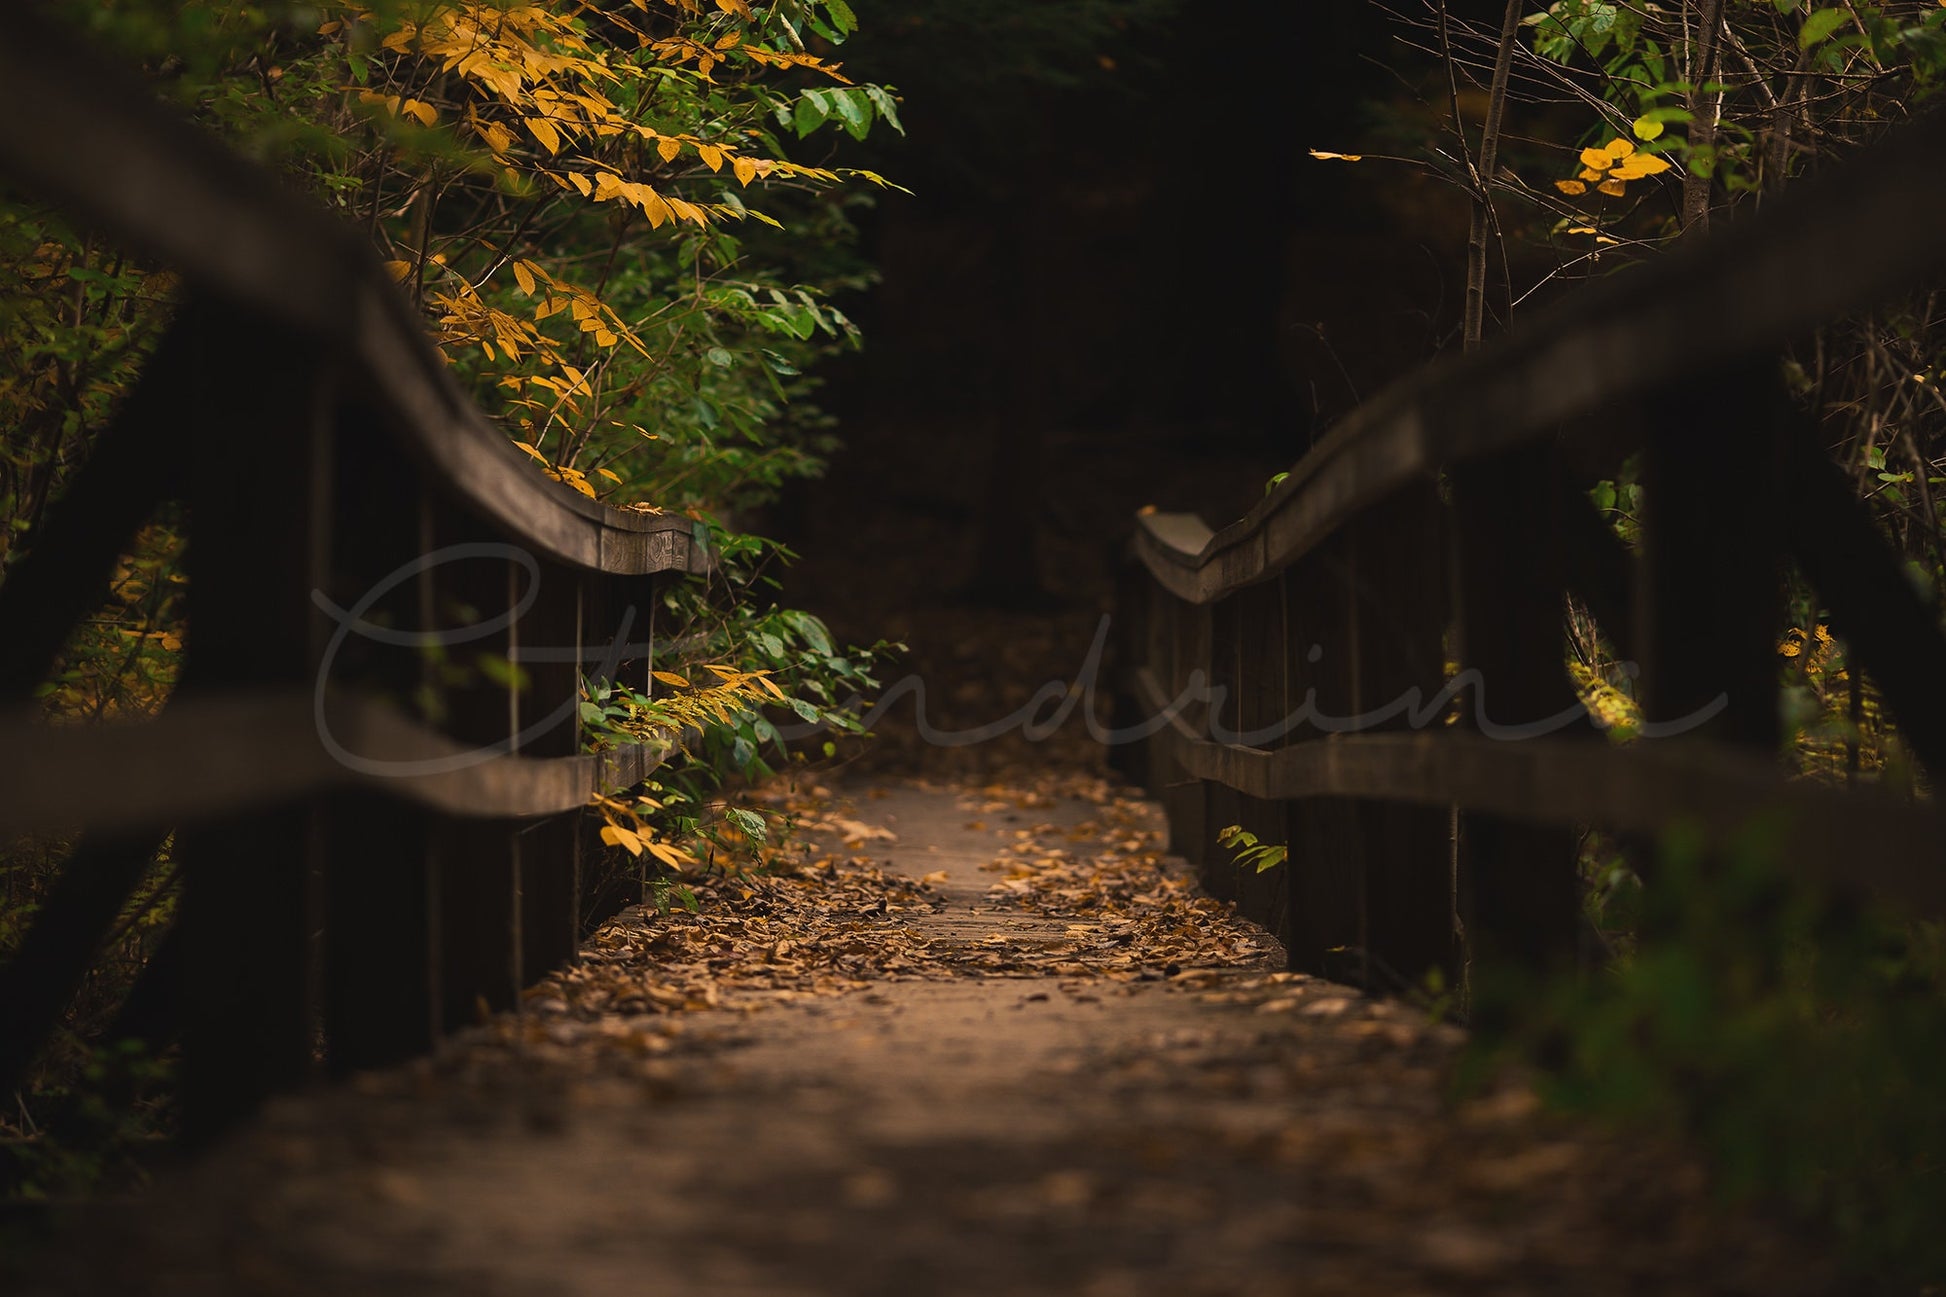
[17,775,1837,1296]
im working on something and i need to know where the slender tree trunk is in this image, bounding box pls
[1463,0,1523,352]
[1681,0,1728,236]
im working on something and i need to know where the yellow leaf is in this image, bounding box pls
[1598,178,1626,197]
[715,0,753,19]
[600,824,645,856]
[732,155,759,186]
[647,840,696,868]
[1611,153,1672,179]
[1579,168,1606,183]
[1554,179,1588,196]
[592,172,624,201]
[1602,137,1635,160]
[1308,150,1363,162]
[527,115,562,155]
[512,440,551,464]
[715,31,742,50]
[1579,147,1612,170]
[697,144,724,171]
[652,671,691,687]
[568,171,592,196]
[594,329,618,347]
[402,99,438,128]
[595,467,623,483]
[512,261,536,295]
[479,120,514,155]
[1566,225,1600,235]
[657,136,682,164]
[382,259,414,283]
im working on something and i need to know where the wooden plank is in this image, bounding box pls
[1637,362,1782,748]
[1227,580,1290,941]
[0,693,667,837]
[1148,725,1946,919]
[1105,562,1153,791]
[322,792,435,1072]
[175,305,327,1141]
[1159,597,1210,867]
[434,816,520,1033]
[1281,541,1364,981]
[1345,483,1456,991]
[1449,443,1581,972]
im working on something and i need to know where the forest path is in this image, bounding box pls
[25,775,1834,1296]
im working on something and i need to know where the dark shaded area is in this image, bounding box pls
[775,0,1469,745]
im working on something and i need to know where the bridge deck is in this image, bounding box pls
[20,776,1828,1296]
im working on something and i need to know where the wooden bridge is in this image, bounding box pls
[2,12,1945,1292]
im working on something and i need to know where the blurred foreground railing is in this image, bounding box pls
[0,15,708,1137]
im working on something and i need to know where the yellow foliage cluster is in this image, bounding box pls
[1778,623,1900,784]
[1569,658,1640,738]
[591,791,696,867]
[333,0,847,221]
[1555,136,1673,198]
[324,0,889,498]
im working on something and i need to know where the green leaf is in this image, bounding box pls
[1799,8,1846,47]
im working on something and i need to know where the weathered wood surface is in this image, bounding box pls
[0,16,710,1128]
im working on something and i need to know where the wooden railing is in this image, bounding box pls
[0,16,708,1137]
[1114,109,1946,988]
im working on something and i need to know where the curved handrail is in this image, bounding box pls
[1134,109,1946,605]
[0,13,705,578]
[0,693,669,837]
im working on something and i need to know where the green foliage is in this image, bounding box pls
[1215,823,1287,875]
[1483,823,1946,1282]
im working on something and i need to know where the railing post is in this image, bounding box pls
[320,400,439,1073]
[1638,358,1783,752]
[1162,594,1211,869]
[1449,442,1582,974]
[517,559,583,984]
[423,498,521,1031]
[175,301,329,1139]
[1203,593,1244,907]
[1282,535,1364,982]
[1223,578,1291,948]
[1346,481,1458,991]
